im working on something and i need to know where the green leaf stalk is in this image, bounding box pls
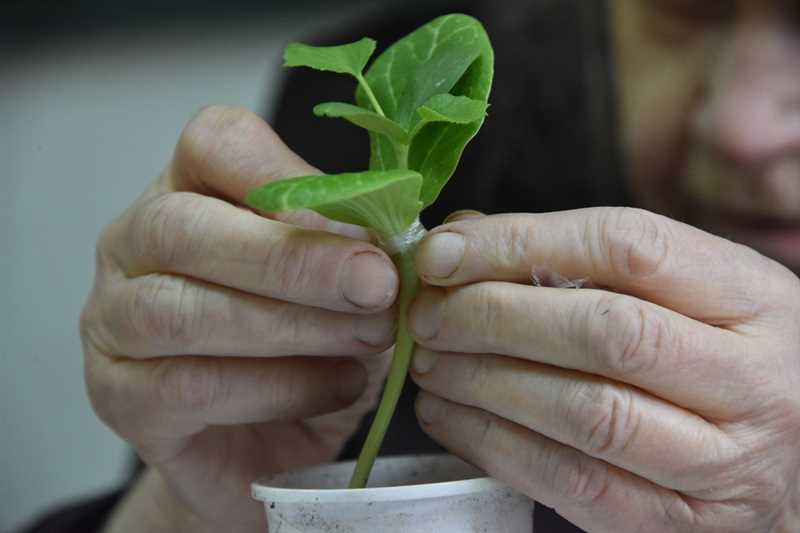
[247,13,494,488]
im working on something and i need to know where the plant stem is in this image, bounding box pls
[395,144,410,170]
[348,248,420,488]
[356,73,387,118]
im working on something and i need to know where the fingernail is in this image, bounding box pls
[413,348,440,374]
[416,392,446,425]
[409,289,445,340]
[418,232,465,279]
[335,360,367,402]
[354,312,396,347]
[443,209,484,223]
[340,252,397,309]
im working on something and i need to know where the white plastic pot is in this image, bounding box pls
[252,453,534,532]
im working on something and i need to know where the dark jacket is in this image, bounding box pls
[21,2,626,532]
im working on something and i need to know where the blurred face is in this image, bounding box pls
[613,0,800,272]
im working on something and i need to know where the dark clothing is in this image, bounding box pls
[20,1,626,532]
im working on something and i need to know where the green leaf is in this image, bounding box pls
[410,94,487,138]
[262,13,496,491]
[313,102,410,145]
[246,169,423,236]
[355,14,494,207]
[284,38,376,78]
[356,15,485,129]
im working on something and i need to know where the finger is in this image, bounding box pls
[414,393,679,532]
[107,192,398,313]
[415,208,791,325]
[165,104,365,237]
[302,348,393,448]
[409,282,756,418]
[85,273,395,358]
[85,349,368,464]
[442,209,486,223]
[417,392,746,533]
[411,351,730,491]
[415,393,743,533]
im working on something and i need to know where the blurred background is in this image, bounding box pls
[1,1,390,530]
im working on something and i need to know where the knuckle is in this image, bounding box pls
[260,231,319,297]
[83,356,143,446]
[264,363,304,413]
[545,446,611,506]
[128,275,203,347]
[78,302,106,354]
[132,192,210,269]
[723,245,773,322]
[80,292,121,357]
[94,219,122,272]
[83,353,116,426]
[567,381,641,458]
[465,355,492,394]
[155,358,220,412]
[496,217,534,268]
[176,105,259,172]
[657,493,697,530]
[588,295,664,376]
[473,409,502,453]
[594,207,670,280]
[78,305,94,346]
[468,284,505,342]
[266,301,306,353]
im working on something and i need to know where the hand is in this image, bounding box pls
[79,105,397,533]
[408,208,800,532]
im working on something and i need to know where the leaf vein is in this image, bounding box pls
[383,48,399,112]
[417,124,453,173]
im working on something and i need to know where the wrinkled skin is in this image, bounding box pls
[410,209,800,532]
[408,1,800,531]
[81,1,800,532]
[81,106,397,532]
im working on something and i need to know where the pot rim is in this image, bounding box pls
[251,454,507,504]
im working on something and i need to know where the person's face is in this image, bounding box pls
[613,0,800,272]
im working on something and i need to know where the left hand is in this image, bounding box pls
[408,207,800,532]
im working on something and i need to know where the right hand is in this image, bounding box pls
[79,105,398,533]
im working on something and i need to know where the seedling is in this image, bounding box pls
[246,14,494,488]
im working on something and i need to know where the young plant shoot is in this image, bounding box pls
[246,14,494,488]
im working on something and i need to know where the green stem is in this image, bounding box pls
[395,144,410,170]
[349,248,419,488]
[356,73,387,118]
